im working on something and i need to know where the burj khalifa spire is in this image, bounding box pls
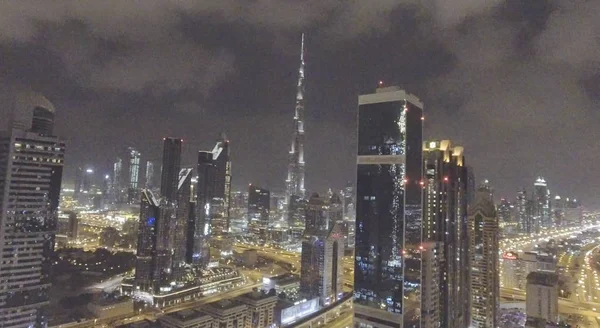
[285,33,306,210]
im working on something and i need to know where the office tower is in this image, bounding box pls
[525,272,559,327]
[354,86,423,328]
[563,198,583,226]
[533,177,551,229]
[0,91,65,327]
[172,168,193,279]
[135,190,160,291]
[285,34,306,216]
[209,135,232,234]
[160,138,183,201]
[422,140,469,328]
[190,151,215,265]
[300,222,344,306]
[127,147,141,203]
[468,183,499,328]
[248,185,270,235]
[145,160,157,190]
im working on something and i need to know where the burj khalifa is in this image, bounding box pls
[285,34,306,225]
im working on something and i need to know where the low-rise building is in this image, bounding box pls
[236,291,278,328]
[201,300,249,328]
[87,296,133,319]
[158,309,214,328]
[526,271,559,326]
[262,274,300,295]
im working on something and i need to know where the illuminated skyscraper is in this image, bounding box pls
[516,188,532,233]
[285,34,306,216]
[127,147,141,203]
[0,91,66,327]
[533,177,551,229]
[422,140,470,328]
[468,183,499,328]
[354,86,423,328]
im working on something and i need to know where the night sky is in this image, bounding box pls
[0,1,598,206]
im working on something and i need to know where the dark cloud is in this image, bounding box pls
[0,1,599,207]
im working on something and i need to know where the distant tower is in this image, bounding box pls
[0,91,66,327]
[160,138,182,202]
[285,33,306,210]
[533,177,551,230]
[127,147,141,203]
[300,195,344,306]
[468,182,499,328]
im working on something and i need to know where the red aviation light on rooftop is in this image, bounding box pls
[443,177,449,182]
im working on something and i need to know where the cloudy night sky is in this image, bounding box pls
[0,1,598,206]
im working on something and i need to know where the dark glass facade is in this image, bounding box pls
[354,89,423,328]
[135,190,160,291]
[248,185,270,233]
[160,138,182,202]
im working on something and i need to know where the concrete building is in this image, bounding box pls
[468,183,499,328]
[235,291,278,328]
[526,271,559,326]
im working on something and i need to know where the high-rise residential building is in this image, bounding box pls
[127,147,141,203]
[300,221,344,306]
[468,183,499,328]
[525,271,559,327]
[0,91,66,327]
[354,86,423,328]
[190,151,215,265]
[422,140,470,328]
[533,177,551,229]
[466,166,476,206]
[285,34,306,218]
[421,242,443,328]
[135,190,160,291]
[248,185,270,235]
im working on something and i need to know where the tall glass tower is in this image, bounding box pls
[354,86,423,328]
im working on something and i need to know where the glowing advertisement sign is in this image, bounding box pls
[503,252,518,260]
[281,298,319,325]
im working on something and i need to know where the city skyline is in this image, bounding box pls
[0,2,598,206]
